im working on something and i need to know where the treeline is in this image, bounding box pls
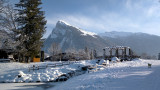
[48,43,98,61]
[140,53,157,60]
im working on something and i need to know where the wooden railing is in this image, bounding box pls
[28,61,75,72]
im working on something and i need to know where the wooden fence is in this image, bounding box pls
[28,61,75,72]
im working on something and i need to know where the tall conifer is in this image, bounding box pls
[15,0,46,61]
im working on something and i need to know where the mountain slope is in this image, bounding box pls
[43,20,111,54]
[99,31,160,57]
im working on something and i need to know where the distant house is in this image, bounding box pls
[0,49,14,62]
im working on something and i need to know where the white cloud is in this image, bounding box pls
[46,13,141,34]
[44,0,160,38]
[147,5,160,17]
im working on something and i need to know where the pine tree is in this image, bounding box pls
[15,0,46,62]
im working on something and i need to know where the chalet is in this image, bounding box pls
[103,46,140,61]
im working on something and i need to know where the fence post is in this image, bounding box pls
[28,67,30,72]
[33,65,35,71]
[37,66,39,70]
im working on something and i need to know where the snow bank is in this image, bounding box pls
[52,59,160,90]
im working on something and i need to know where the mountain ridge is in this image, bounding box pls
[43,20,160,58]
[43,20,111,55]
[99,31,160,58]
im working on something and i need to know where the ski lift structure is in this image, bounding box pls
[103,46,140,61]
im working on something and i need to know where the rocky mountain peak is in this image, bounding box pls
[56,20,71,27]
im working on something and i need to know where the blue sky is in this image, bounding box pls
[11,0,160,38]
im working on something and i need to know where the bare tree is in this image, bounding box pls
[65,48,78,60]
[0,0,18,50]
[65,47,77,54]
[84,47,90,59]
[0,0,17,33]
[93,49,97,59]
[90,49,94,60]
[65,48,91,60]
[48,43,61,61]
[78,49,88,60]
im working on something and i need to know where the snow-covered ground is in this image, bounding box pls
[1,59,160,90]
[0,60,94,83]
[52,59,160,90]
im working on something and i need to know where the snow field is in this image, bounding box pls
[1,59,160,90]
[52,59,160,90]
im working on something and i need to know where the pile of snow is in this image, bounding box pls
[98,59,106,65]
[111,57,120,62]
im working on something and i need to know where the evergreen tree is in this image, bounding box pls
[15,0,46,62]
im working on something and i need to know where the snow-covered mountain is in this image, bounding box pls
[43,20,111,54]
[44,22,160,58]
[99,31,133,38]
[99,31,160,58]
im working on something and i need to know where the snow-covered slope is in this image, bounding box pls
[43,20,111,54]
[56,20,97,37]
[99,31,133,38]
[99,31,160,57]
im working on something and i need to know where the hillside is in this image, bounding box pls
[43,21,160,58]
[99,31,160,58]
[43,20,112,55]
